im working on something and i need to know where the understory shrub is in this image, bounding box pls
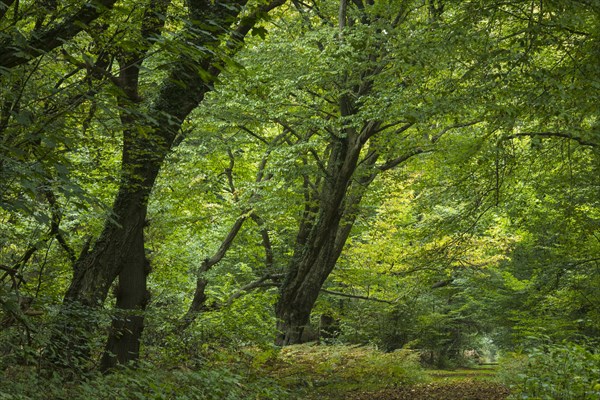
[498,342,600,400]
[273,344,427,389]
[0,362,289,400]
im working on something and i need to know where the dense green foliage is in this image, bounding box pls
[1,0,599,397]
[499,342,600,400]
[0,362,289,400]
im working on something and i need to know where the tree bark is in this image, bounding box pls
[100,224,149,370]
[59,63,211,371]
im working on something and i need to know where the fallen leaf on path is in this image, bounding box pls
[343,379,510,400]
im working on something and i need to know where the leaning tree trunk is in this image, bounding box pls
[275,207,361,344]
[274,0,439,346]
[275,131,365,345]
[55,59,210,371]
[274,0,375,344]
[51,181,156,369]
[275,228,340,345]
[64,183,155,307]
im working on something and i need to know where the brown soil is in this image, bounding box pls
[343,380,510,400]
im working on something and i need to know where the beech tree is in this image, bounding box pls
[64,0,285,369]
[188,0,599,345]
[201,0,487,344]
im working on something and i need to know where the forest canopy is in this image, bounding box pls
[1,0,599,399]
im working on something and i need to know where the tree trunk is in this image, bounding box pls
[275,261,328,345]
[275,134,364,345]
[64,190,152,306]
[54,53,207,367]
[50,158,160,368]
[275,221,354,345]
[319,313,340,341]
[273,86,383,344]
[179,277,210,331]
[100,223,149,370]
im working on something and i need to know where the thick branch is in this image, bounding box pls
[238,126,269,145]
[378,147,429,171]
[502,131,598,148]
[224,148,237,198]
[225,273,284,306]
[0,0,119,70]
[320,289,394,304]
[360,121,413,147]
[431,279,453,289]
[250,213,274,270]
[376,121,481,172]
[229,0,287,47]
[43,187,76,264]
[0,0,16,21]
[201,216,248,273]
[339,0,348,29]
[431,120,481,142]
[0,264,25,286]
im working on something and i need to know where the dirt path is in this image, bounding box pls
[343,380,510,400]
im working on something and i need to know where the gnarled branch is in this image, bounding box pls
[0,0,119,70]
[320,289,394,304]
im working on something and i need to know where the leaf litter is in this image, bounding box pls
[343,379,510,400]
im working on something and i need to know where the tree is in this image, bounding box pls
[206,0,489,344]
[63,0,286,370]
[0,0,119,70]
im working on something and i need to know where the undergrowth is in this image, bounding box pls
[0,344,458,399]
[0,357,288,400]
[266,344,428,398]
[498,342,600,400]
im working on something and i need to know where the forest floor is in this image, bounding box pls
[298,370,510,400]
[269,345,511,400]
[335,368,511,400]
[334,379,511,400]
